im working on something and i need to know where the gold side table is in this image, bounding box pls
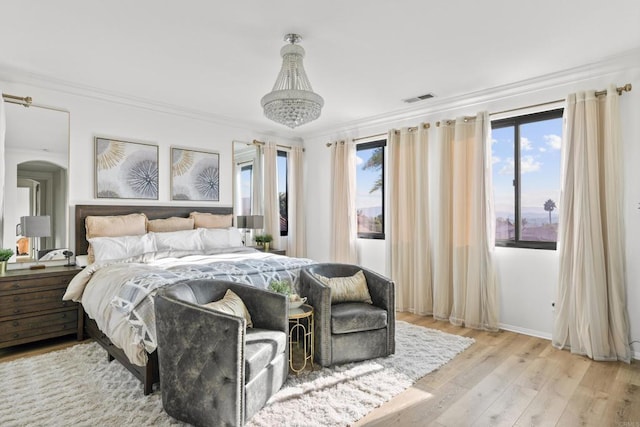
[288,304,314,374]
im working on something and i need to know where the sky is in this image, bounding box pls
[356,147,382,212]
[492,116,562,219]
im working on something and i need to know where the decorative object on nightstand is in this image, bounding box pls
[20,215,51,269]
[0,266,83,348]
[255,233,273,251]
[0,248,13,275]
[237,215,264,246]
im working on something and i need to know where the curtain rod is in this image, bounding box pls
[251,139,304,152]
[325,123,431,147]
[490,83,632,117]
[2,92,33,107]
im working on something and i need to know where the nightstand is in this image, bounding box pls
[0,266,82,349]
[251,247,286,256]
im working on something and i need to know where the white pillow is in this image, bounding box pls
[88,234,156,263]
[152,229,204,251]
[199,227,244,249]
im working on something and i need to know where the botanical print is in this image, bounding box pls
[171,147,220,201]
[95,137,159,199]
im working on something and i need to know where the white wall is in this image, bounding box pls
[304,52,640,358]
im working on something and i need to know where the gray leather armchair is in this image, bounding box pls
[300,263,395,367]
[154,279,288,427]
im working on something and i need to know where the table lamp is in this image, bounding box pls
[20,215,51,269]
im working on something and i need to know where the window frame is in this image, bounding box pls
[356,139,386,240]
[492,108,563,250]
[277,150,288,237]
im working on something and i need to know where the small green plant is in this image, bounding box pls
[254,234,265,245]
[268,280,291,295]
[262,234,273,243]
[0,248,14,262]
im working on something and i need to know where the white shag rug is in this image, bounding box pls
[0,321,474,427]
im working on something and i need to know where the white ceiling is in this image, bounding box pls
[1,0,639,139]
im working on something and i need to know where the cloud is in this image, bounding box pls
[521,155,542,173]
[539,147,547,152]
[499,158,514,175]
[492,156,501,165]
[491,138,498,145]
[544,134,562,150]
[355,155,364,166]
[520,137,533,151]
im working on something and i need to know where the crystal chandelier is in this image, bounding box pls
[261,34,324,129]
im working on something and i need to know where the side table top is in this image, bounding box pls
[288,303,313,319]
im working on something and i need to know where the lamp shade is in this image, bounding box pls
[246,215,264,229]
[20,216,51,238]
[236,215,248,228]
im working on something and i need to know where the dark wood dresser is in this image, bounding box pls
[0,266,82,349]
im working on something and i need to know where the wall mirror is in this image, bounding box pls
[3,102,69,264]
[232,140,263,218]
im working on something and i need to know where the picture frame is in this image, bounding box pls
[94,137,159,200]
[171,147,220,201]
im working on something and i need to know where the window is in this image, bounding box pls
[277,150,288,237]
[492,109,563,249]
[238,163,253,215]
[356,139,386,239]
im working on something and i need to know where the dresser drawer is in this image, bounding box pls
[0,274,75,294]
[0,308,78,342]
[0,288,71,317]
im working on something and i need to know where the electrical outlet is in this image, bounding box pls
[551,301,556,312]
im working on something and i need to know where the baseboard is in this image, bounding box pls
[499,323,640,360]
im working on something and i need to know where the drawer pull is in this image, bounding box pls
[13,309,20,314]
[13,333,19,339]
[12,321,19,327]
[13,296,20,302]
[12,283,20,289]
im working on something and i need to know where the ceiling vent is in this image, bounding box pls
[403,93,435,103]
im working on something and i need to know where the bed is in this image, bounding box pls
[65,204,315,394]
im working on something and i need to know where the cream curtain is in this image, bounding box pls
[287,145,306,257]
[262,142,282,250]
[330,140,358,263]
[552,85,630,362]
[0,95,5,246]
[433,112,499,330]
[388,126,432,314]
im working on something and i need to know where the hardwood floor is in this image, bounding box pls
[2,313,638,426]
[356,312,640,427]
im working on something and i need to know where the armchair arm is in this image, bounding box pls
[300,267,333,367]
[155,294,245,426]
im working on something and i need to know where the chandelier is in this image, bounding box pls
[261,34,324,129]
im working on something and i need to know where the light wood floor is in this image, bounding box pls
[357,312,640,427]
[2,313,639,427]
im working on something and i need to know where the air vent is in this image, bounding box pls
[403,93,436,103]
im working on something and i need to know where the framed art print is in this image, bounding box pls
[95,137,159,199]
[171,147,220,201]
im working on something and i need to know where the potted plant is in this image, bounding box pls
[0,248,14,274]
[262,234,273,251]
[254,234,265,247]
[268,280,291,296]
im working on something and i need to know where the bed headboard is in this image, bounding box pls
[74,204,234,256]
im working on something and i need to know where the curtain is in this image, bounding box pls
[433,112,499,330]
[552,85,630,362]
[330,140,358,263]
[287,145,306,257]
[0,95,5,247]
[388,126,432,314]
[262,142,282,250]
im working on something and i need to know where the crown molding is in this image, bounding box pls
[300,47,640,141]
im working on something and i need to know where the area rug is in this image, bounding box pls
[0,321,474,427]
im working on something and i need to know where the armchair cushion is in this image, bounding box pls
[203,288,254,327]
[331,303,388,334]
[314,270,373,304]
[245,328,287,382]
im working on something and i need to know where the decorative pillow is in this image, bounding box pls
[88,233,156,263]
[199,227,244,249]
[314,270,373,304]
[85,213,148,263]
[189,212,233,229]
[147,217,194,233]
[152,229,204,251]
[203,289,253,328]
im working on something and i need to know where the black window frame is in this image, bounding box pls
[356,139,386,240]
[492,108,563,250]
[277,150,288,237]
